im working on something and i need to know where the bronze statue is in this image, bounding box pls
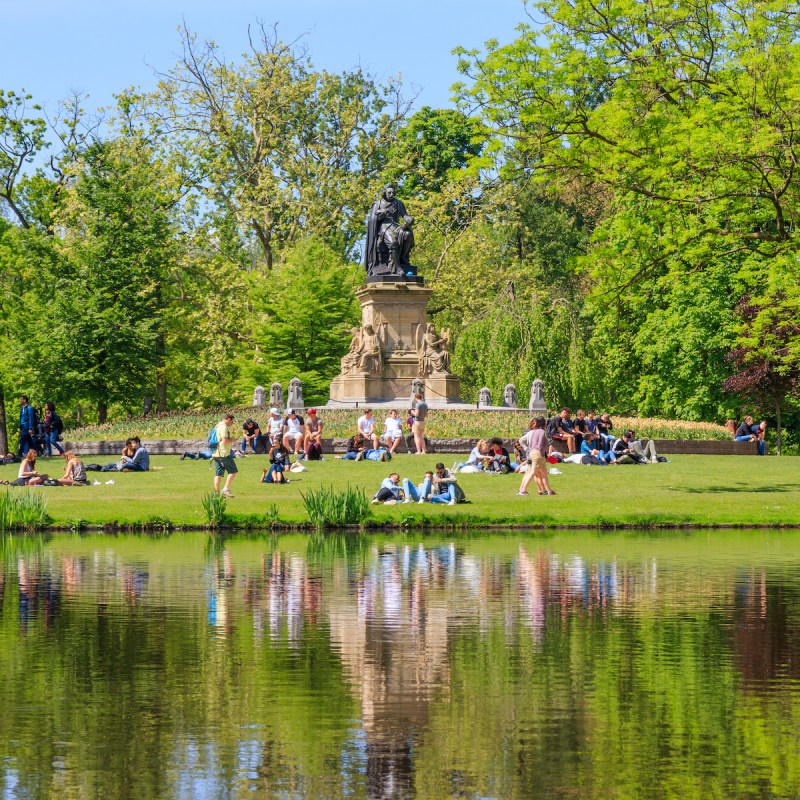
[365,184,415,277]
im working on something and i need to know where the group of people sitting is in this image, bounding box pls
[372,463,466,505]
[339,406,431,462]
[1,449,87,486]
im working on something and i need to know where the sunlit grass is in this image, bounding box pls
[1,452,798,529]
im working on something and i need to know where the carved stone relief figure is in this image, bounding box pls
[416,323,451,376]
[341,327,364,375]
[357,324,383,375]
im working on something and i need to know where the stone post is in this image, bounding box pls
[478,387,492,408]
[253,386,266,408]
[529,379,547,414]
[502,384,517,408]
[270,382,284,409]
[288,377,304,409]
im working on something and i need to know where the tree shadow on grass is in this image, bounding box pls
[671,483,800,494]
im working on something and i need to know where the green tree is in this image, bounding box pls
[147,24,410,269]
[17,137,180,423]
[234,237,361,404]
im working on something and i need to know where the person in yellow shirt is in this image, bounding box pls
[212,413,238,498]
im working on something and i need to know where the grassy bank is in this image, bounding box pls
[1,452,796,529]
[66,407,732,442]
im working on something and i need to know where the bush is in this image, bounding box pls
[0,490,49,532]
[201,492,228,528]
[301,485,372,529]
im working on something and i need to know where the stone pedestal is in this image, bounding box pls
[329,281,462,405]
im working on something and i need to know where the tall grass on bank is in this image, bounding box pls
[66,407,733,442]
[201,492,228,528]
[0,490,49,532]
[301,485,372,529]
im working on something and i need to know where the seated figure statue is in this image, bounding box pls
[365,184,415,277]
[418,323,451,375]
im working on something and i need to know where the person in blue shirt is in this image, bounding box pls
[121,437,150,471]
[19,396,36,457]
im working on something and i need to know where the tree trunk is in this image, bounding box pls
[98,400,108,425]
[0,386,8,454]
[156,373,167,413]
[775,403,782,456]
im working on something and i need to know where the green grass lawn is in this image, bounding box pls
[2,453,799,529]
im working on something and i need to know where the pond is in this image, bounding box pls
[1,529,799,799]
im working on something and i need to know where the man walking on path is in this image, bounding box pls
[412,393,428,454]
[212,413,238,498]
[19,396,35,457]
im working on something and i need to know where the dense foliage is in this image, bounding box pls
[2,2,799,450]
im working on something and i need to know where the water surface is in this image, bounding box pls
[1,530,799,799]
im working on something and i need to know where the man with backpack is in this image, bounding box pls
[19,396,36,457]
[210,413,238,498]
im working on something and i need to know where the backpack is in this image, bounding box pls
[52,411,64,436]
[208,426,220,449]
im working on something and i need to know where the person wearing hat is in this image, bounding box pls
[241,417,263,455]
[282,408,305,456]
[304,408,324,460]
[266,408,283,442]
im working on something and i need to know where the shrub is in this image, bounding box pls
[0,490,49,532]
[201,492,228,528]
[301,485,372,529]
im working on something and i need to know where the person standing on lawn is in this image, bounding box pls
[19,396,36,457]
[518,417,555,496]
[212,413,238,498]
[411,393,428,454]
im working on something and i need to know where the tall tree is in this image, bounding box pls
[146,24,411,269]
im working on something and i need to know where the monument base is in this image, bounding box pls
[328,280,463,406]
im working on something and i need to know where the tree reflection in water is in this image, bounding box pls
[0,530,799,799]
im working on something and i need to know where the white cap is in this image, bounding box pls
[287,408,295,414]
[269,407,279,415]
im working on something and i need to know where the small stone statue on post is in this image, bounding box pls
[287,377,304,410]
[529,379,547,414]
[253,386,266,408]
[478,387,492,408]
[270,382,284,410]
[503,384,517,408]
[410,379,425,405]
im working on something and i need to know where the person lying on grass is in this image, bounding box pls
[612,430,659,464]
[262,435,291,484]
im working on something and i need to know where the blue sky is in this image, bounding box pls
[2,0,530,118]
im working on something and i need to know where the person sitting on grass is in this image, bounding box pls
[517,417,555,496]
[580,430,615,464]
[340,433,367,460]
[612,430,659,464]
[121,437,150,472]
[405,463,464,505]
[58,451,88,486]
[372,472,405,504]
[382,409,405,454]
[304,408,324,460]
[17,450,47,486]
[262,435,291,484]
[458,439,491,472]
[487,438,512,473]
